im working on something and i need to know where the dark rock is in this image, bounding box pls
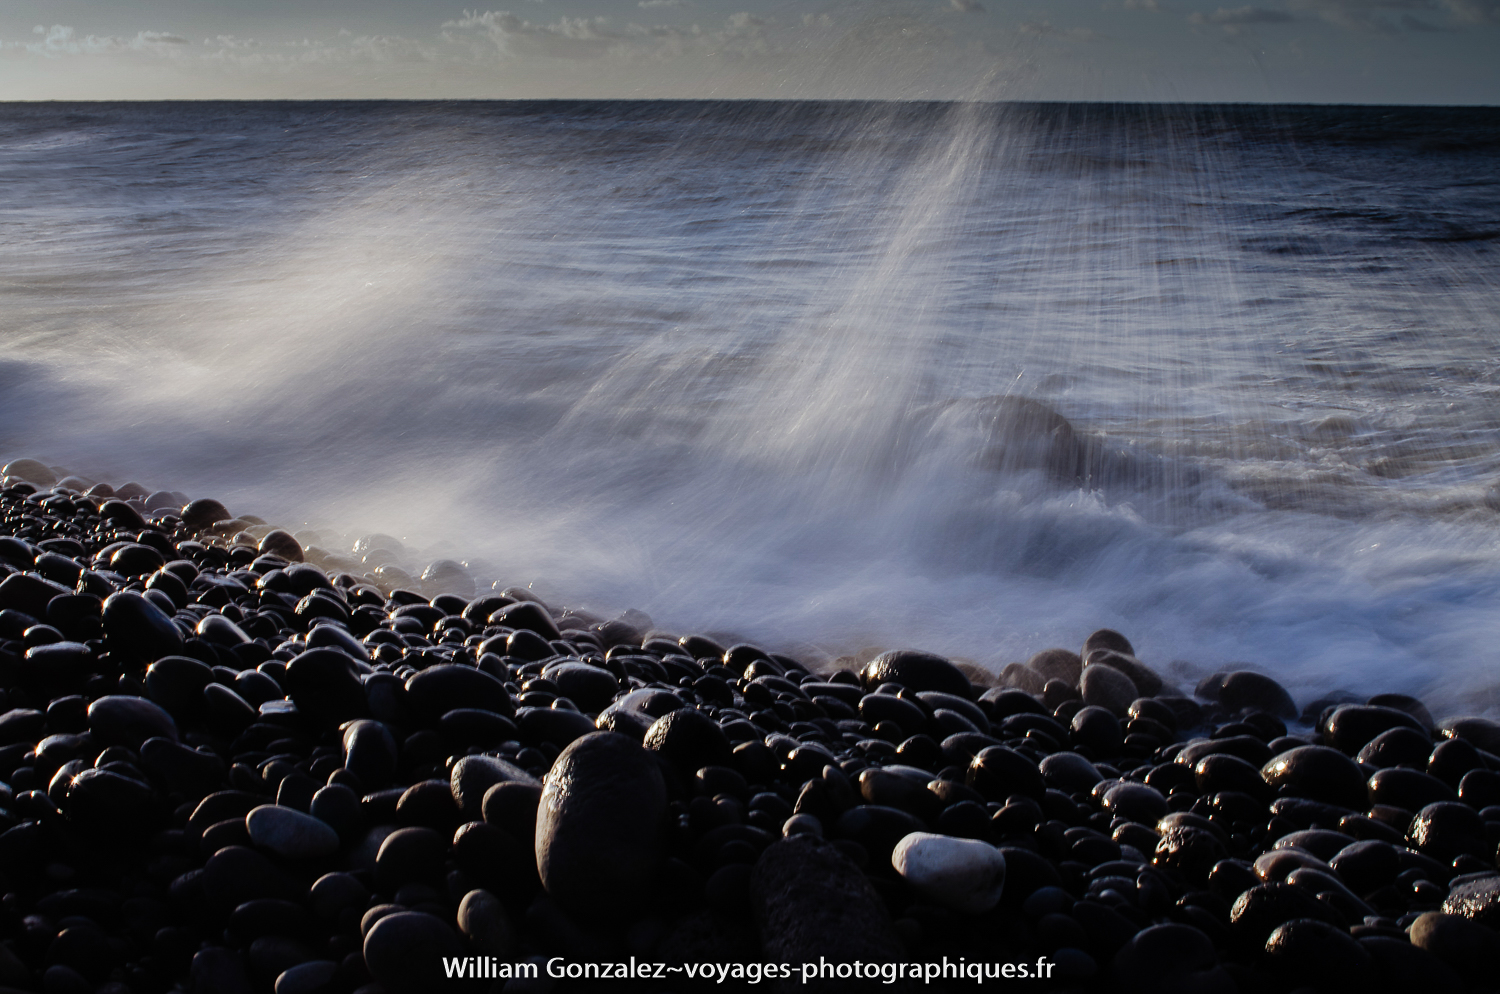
[542,661,618,713]
[1261,745,1366,809]
[1367,767,1456,811]
[1323,704,1426,755]
[1367,692,1433,731]
[246,804,340,859]
[644,707,734,775]
[110,543,165,577]
[1071,706,1123,755]
[181,499,233,531]
[487,601,561,641]
[1358,935,1463,994]
[449,754,537,820]
[1112,922,1232,994]
[1229,882,1339,947]
[342,720,397,788]
[1441,717,1500,754]
[0,573,71,618]
[1102,783,1167,826]
[140,736,225,798]
[283,648,367,726]
[1407,802,1488,863]
[834,805,926,866]
[65,767,159,834]
[404,664,513,722]
[482,781,543,842]
[861,650,972,698]
[536,731,668,922]
[1153,826,1227,885]
[145,655,214,719]
[1263,918,1371,990]
[189,947,254,994]
[101,591,183,662]
[1195,753,1271,801]
[1039,751,1103,794]
[967,745,1045,801]
[1356,726,1433,769]
[1441,874,1500,929]
[257,531,303,563]
[1079,664,1136,717]
[515,705,597,748]
[361,912,463,994]
[749,835,904,984]
[1458,768,1500,809]
[375,827,446,888]
[1328,840,1400,894]
[1409,911,1500,984]
[204,683,257,734]
[1428,738,1484,789]
[200,846,301,914]
[87,695,177,748]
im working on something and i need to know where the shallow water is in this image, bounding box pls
[2,100,1499,717]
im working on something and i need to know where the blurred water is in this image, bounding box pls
[2,100,1499,716]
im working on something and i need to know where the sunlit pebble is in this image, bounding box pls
[0,468,1499,990]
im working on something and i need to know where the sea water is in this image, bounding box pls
[1,100,1497,716]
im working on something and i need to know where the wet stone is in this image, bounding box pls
[101,590,183,662]
[536,731,668,923]
[1260,745,1367,810]
[1263,918,1372,990]
[404,663,513,722]
[1408,911,1500,984]
[1077,663,1136,718]
[1407,801,1488,863]
[449,754,537,820]
[1441,873,1500,929]
[283,648,367,726]
[1323,704,1427,755]
[861,649,973,698]
[1367,767,1457,811]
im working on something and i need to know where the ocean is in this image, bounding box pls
[1,100,1498,718]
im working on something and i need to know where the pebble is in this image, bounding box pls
[1260,744,1367,809]
[750,835,905,980]
[100,590,183,662]
[1078,663,1136,716]
[86,695,178,748]
[535,731,668,922]
[361,912,463,994]
[246,804,341,859]
[449,754,537,819]
[890,832,1006,913]
[860,649,973,698]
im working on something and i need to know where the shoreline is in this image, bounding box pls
[2,458,1500,993]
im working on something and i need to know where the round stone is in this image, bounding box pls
[536,731,668,922]
[967,745,1045,801]
[1038,751,1103,794]
[101,591,183,662]
[1218,671,1297,718]
[258,530,304,563]
[1263,918,1372,989]
[361,912,463,994]
[449,754,537,820]
[750,835,905,968]
[246,804,341,859]
[644,707,734,775]
[283,648,367,726]
[375,827,447,888]
[87,695,178,749]
[861,650,973,698]
[1102,783,1167,825]
[1260,745,1366,809]
[456,889,514,958]
[404,664,513,722]
[1113,923,1232,994]
[1079,664,1136,717]
[891,832,1006,913]
[181,498,232,531]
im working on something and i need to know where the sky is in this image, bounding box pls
[0,0,1496,103]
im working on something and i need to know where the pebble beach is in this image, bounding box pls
[2,456,1500,994]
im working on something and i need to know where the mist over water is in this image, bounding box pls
[3,100,1500,718]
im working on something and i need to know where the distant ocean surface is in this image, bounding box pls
[2,100,1498,717]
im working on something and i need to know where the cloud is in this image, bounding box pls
[12,24,189,56]
[1188,6,1296,24]
[1123,0,1167,9]
[441,10,619,59]
[950,0,987,12]
[638,0,686,7]
[1018,20,1105,38]
[1285,0,1478,30]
